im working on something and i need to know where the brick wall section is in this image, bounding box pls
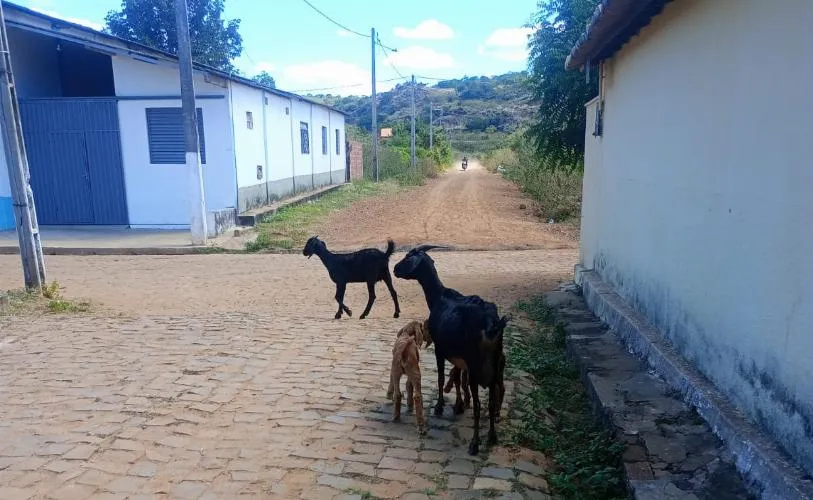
[348,140,364,180]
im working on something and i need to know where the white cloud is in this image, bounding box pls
[253,61,276,74]
[30,6,103,31]
[394,19,454,40]
[283,60,370,93]
[478,27,535,62]
[336,29,353,37]
[385,46,454,70]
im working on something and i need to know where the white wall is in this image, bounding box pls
[312,105,332,176]
[580,0,813,473]
[291,99,314,182]
[266,93,295,183]
[112,56,236,226]
[330,111,347,174]
[230,83,266,189]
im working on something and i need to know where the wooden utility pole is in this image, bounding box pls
[371,28,379,182]
[174,0,207,244]
[0,3,45,289]
[410,75,416,168]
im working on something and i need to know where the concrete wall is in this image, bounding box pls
[0,132,11,230]
[312,105,332,188]
[330,111,347,184]
[579,0,813,474]
[112,56,237,228]
[290,98,313,192]
[230,83,267,212]
[265,92,296,201]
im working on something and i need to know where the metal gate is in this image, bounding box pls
[19,99,128,225]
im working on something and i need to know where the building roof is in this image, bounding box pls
[565,0,673,71]
[1,1,348,116]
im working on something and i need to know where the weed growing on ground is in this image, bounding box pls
[246,180,402,252]
[344,487,376,499]
[1,281,90,316]
[505,296,625,499]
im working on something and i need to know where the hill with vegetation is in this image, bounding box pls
[308,72,535,154]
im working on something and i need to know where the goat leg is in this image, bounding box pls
[334,283,349,319]
[383,272,400,318]
[406,359,426,435]
[359,282,376,319]
[434,356,445,417]
[406,376,414,411]
[453,369,465,415]
[462,369,472,409]
[496,353,506,422]
[391,363,402,422]
[468,381,481,456]
[487,382,498,446]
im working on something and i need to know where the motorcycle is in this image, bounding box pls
[461,159,468,171]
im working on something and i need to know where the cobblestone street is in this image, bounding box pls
[0,250,576,499]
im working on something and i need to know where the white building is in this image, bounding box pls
[0,2,348,236]
[569,0,813,478]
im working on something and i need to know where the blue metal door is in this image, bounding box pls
[19,99,129,225]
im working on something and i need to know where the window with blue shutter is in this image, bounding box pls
[300,122,310,154]
[146,107,207,164]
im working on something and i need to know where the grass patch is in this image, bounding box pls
[246,180,401,252]
[1,280,90,316]
[505,296,625,500]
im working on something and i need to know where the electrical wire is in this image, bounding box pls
[289,76,407,93]
[299,0,370,38]
[377,36,406,79]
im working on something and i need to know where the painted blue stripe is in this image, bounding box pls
[0,197,14,230]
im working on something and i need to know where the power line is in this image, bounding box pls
[300,0,369,38]
[289,76,407,93]
[298,0,400,52]
[377,37,405,79]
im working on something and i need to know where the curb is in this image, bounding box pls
[575,266,813,500]
[237,183,346,226]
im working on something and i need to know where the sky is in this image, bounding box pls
[13,0,538,95]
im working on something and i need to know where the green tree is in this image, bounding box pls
[105,0,243,72]
[526,0,599,170]
[252,71,276,89]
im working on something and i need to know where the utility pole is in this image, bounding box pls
[370,28,379,182]
[0,3,45,290]
[410,75,416,168]
[175,0,207,244]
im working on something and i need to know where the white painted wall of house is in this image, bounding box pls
[312,105,332,177]
[330,111,347,177]
[579,0,813,474]
[265,93,295,183]
[112,56,236,227]
[291,99,314,185]
[229,82,265,189]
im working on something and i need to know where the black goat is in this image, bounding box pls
[394,245,510,455]
[303,236,400,320]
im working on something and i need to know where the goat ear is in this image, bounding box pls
[415,244,445,253]
[502,314,513,325]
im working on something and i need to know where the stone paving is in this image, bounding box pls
[0,313,553,499]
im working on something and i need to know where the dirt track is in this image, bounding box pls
[315,160,578,251]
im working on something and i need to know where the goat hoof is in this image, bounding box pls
[385,392,393,400]
[392,415,401,422]
[453,403,465,415]
[418,425,427,436]
[334,314,342,320]
[433,404,444,417]
[393,312,400,318]
[468,441,479,456]
[487,432,498,446]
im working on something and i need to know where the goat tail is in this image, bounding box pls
[385,239,395,258]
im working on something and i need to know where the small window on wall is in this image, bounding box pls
[145,107,206,164]
[246,111,254,130]
[300,122,310,154]
[321,126,328,155]
[335,129,340,155]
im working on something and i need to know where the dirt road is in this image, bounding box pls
[315,160,578,251]
[0,163,580,499]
